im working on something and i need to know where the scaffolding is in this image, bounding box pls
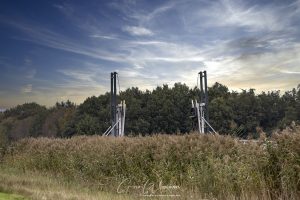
[191,71,217,134]
[103,72,126,137]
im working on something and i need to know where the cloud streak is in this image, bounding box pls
[89,34,118,40]
[21,84,32,93]
[1,19,126,63]
[122,26,154,36]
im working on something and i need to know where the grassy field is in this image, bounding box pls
[0,192,27,200]
[0,169,132,200]
[1,127,300,199]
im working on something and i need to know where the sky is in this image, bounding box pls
[0,0,300,109]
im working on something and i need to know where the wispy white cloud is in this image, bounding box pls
[56,62,110,91]
[89,34,118,40]
[123,39,205,62]
[2,19,126,62]
[21,84,32,93]
[53,2,120,39]
[197,0,298,32]
[280,70,300,74]
[133,1,175,23]
[57,69,95,82]
[110,0,176,23]
[53,4,65,10]
[1,0,300,107]
[122,26,154,36]
[216,43,300,92]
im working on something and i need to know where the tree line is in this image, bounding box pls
[0,82,299,147]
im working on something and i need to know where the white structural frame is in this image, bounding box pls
[116,100,126,136]
[103,100,126,137]
[192,99,217,134]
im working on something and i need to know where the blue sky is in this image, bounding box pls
[0,0,300,108]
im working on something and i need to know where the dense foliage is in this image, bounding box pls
[0,82,299,147]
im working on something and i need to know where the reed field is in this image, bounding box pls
[0,127,300,199]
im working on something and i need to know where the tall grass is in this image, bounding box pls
[2,130,300,199]
[0,169,131,200]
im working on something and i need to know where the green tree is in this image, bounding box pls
[231,89,260,138]
[209,97,234,133]
[257,91,285,133]
[4,103,47,120]
[75,114,101,135]
[120,87,149,135]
